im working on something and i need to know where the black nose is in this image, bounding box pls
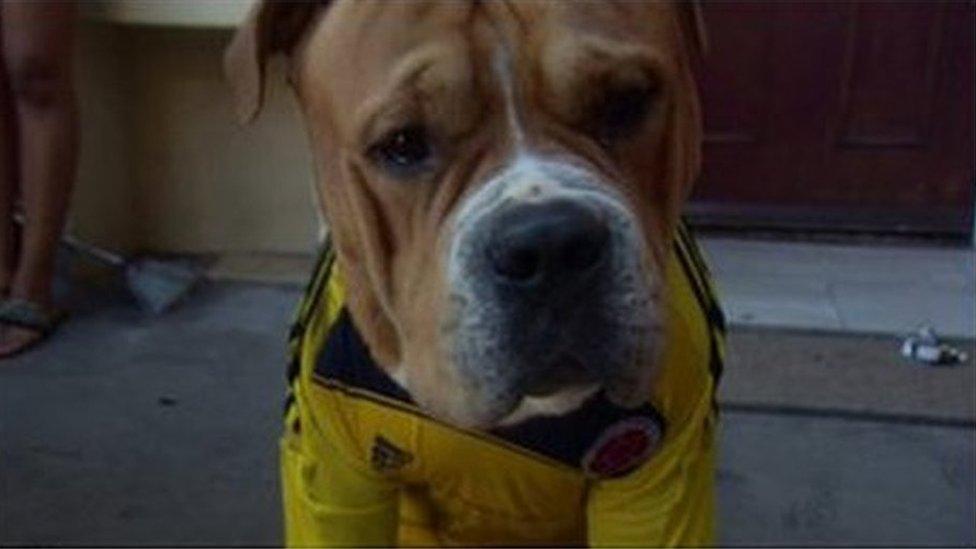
[487,200,611,289]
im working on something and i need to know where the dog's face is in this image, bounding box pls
[227,1,704,428]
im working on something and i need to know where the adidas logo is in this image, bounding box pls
[371,435,413,472]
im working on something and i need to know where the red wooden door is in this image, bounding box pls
[688,1,975,236]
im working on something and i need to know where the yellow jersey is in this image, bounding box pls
[280,223,725,547]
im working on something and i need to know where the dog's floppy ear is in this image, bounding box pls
[676,0,708,61]
[224,1,328,124]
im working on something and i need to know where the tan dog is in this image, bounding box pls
[227,2,720,546]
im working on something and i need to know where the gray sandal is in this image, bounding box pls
[0,299,66,358]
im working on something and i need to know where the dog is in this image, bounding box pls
[225,1,724,546]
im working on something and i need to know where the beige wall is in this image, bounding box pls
[73,22,135,252]
[73,19,319,255]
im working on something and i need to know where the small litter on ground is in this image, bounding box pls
[900,326,968,366]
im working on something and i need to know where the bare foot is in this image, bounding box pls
[0,325,43,358]
[0,300,63,359]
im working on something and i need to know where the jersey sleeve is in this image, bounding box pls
[280,388,400,547]
[280,247,401,547]
[586,389,717,547]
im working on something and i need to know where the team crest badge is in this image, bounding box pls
[582,417,663,479]
[371,435,413,472]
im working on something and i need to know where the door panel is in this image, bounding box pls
[688,1,975,236]
[837,2,941,147]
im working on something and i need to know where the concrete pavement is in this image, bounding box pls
[1,284,290,546]
[701,237,976,338]
[719,411,974,546]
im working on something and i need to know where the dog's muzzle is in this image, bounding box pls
[446,157,660,424]
[484,199,612,394]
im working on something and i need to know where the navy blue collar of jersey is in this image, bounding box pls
[314,308,667,472]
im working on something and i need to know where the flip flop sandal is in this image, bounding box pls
[0,298,66,359]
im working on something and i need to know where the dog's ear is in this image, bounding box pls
[668,1,708,206]
[224,1,328,124]
[676,0,708,61]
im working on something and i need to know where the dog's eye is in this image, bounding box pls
[369,125,433,176]
[594,85,657,143]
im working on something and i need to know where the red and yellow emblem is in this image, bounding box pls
[582,417,663,478]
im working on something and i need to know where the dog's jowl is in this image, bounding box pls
[226,1,724,546]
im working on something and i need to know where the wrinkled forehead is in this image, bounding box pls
[296,0,684,130]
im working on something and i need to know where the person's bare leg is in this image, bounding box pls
[0,1,77,357]
[0,14,18,296]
